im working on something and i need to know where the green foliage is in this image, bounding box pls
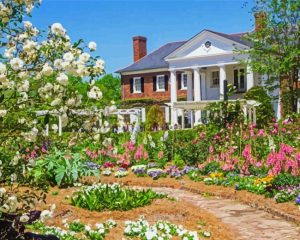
[240,0,300,114]
[32,150,99,187]
[71,183,165,211]
[272,173,300,188]
[172,154,185,168]
[199,162,221,175]
[244,86,274,127]
[205,100,244,129]
[145,105,165,131]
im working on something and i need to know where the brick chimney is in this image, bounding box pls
[254,12,266,32]
[133,36,147,62]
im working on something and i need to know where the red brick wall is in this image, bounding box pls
[121,71,188,102]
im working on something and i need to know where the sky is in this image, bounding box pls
[27,0,255,74]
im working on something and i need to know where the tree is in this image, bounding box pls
[96,74,121,106]
[145,105,165,131]
[241,0,300,116]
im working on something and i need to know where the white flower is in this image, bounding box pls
[10,58,24,70]
[42,63,53,76]
[54,59,63,69]
[51,23,66,36]
[0,63,6,74]
[40,210,52,222]
[66,98,76,106]
[20,214,29,223]
[85,225,91,231]
[52,124,58,132]
[88,41,97,51]
[95,59,105,70]
[63,52,74,62]
[87,86,102,100]
[79,52,90,62]
[0,188,6,196]
[51,98,62,106]
[0,204,10,213]
[56,73,68,86]
[0,110,7,118]
[23,21,33,29]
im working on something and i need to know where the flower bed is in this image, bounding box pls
[70,183,165,211]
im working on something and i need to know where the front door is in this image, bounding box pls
[234,68,246,92]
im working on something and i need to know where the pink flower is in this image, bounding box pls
[257,129,264,136]
[158,151,164,160]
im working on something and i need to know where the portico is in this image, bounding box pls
[165,29,256,127]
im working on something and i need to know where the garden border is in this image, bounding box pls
[101,175,300,225]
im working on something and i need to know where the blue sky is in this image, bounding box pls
[28,0,254,74]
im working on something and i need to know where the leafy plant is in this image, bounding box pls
[70,183,165,211]
[32,150,99,187]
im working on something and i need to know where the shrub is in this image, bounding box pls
[244,86,274,127]
[145,105,165,131]
[70,183,165,211]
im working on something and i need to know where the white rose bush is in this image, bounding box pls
[0,1,119,238]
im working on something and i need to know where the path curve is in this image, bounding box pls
[137,186,300,240]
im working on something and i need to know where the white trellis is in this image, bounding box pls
[168,99,261,128]
[35,108,144,140]
[110,108,143,142]
[36,109,104,136]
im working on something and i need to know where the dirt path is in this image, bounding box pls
[145,187,300,240]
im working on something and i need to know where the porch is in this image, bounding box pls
[166,63,257,126]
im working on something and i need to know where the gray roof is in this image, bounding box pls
[116,41,186,73]
[205,29,250,47]
[116,29,250,74]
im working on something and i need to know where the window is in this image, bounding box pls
[156,75,165,91]
[211,71,220,87]
[133,77,141,93]
[181,73,188,89]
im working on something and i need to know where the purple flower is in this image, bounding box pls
[295,193,300,205]
[85,161,100,170]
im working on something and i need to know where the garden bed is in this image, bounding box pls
[98,173,300,224]
[33,184,236,239]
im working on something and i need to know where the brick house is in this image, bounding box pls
[116,15,284,127]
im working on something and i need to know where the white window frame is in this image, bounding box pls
[211,71,220,88]
[133,77,141,93]
[156,75,165,91]
[181,73,188,90]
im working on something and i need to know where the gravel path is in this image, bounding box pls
[147,187,300,240]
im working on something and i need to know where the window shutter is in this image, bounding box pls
[153,76,157,91]
[130,78,134,93]
[164,75,169,91]
[177,74,181,90]
[141,77,144,93]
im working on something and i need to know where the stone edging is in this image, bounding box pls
[180,185,300,225]
[107,179,300,225]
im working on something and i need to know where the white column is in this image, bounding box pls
[200,72,206,100]
[165,106,170,123]
[247,65,254,91]
[193,67,202,123]
[170,70,178,125]
[186,71,193,125]
[141,108,146,122]
[181,110,185,129]
[187,71,193,101]
[219,65,226,100]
